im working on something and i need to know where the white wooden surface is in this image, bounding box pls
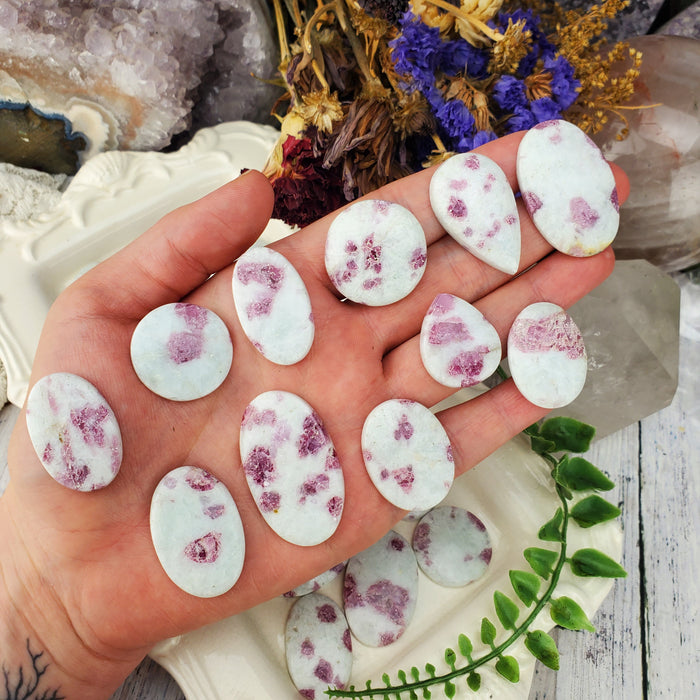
[0,276,697,700]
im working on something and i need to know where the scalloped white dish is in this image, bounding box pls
[151,431,622,699]
[0,121,288,407]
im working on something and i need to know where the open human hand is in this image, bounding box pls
[0,131,628,698]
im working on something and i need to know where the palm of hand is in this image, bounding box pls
[3,133,626,674]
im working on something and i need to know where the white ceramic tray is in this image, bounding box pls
[0,121,287,407]
[151,431,622,699]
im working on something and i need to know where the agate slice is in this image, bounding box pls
[343,530,419,647]
[150,466,245,598]
[412,506,492,587]
[285,593,352,698]
[239,391,344,546]
[517,119,619,256]
[232,246,314,365]
[130,302,233,401]
[420,293,502,388]
[361,399,454,511]
[508,302,587,409]
[283,562,347,598]
[429,152,521,274]
[25,372,122,491]
[324,199,427,306]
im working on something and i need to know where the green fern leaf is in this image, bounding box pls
[457,633,473,658]
[550,596,596,632]
[570,496,621,528]
[540,417,595,453]
[523,547,559,579]
[480,617,497,645]
[525,630,560,670]
[495,655,520,683]
[509,569,541,606]
[556,456,615,491]
[569,548,627,578]
[494,590,520,630]
[538,508,564,542]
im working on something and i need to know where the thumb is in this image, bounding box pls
[75,169,274,320]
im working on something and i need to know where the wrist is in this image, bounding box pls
[0,487,140,700]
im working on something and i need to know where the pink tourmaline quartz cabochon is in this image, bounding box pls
[25,372,122,491]
[130,302,233,401]
[150,466,245,598]
[324,199,427,306]
[419,293,502,388]
[285,593,353,697]
[232,246,314,365]
[343,530,419,647]
[516,119,620,257]
[429,152,521,274]
[361,399,454,511]
[239,390,344,547]
[412,506,492,587]
[507,301,587,409]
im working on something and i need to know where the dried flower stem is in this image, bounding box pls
[291,0,304,27]
[336,0,384,87]
[303,2,337,55]
[271,0,292,64]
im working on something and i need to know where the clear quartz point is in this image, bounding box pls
[592,35,700,272]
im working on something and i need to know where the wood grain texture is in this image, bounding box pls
[531,422,646,700]
[640,330,699,699]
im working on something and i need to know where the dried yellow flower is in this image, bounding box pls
[417,0,503,44]
[565,41,643,135]
[411,0,457,34]
[392,89,436,137]
[488,18,532,74]
[300,89,345,132]
[525,70,553,101]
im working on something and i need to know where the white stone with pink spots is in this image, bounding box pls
[343,530,419,647]
[285,593,353,698]
[130,302,233,401]
[517,119,619,256]
[420,293,502,388]
[232,246,314,365]
[412,506,492,587]
[507,301,587,409]
[239,391,344,546]
[430,152,521,274]
[150,466,245,598]
[361,399,454,511]
[26,372,123,491]
[324,199,427,306]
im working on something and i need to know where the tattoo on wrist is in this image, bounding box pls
[2,639,64,700]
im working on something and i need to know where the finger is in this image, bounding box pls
[71,169,274,320]
[383,247,616,406]
[441,376,552,477]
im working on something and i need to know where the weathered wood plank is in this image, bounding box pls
[640,330,699,699]
[530,422,645,699]
[111,657,184,700]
